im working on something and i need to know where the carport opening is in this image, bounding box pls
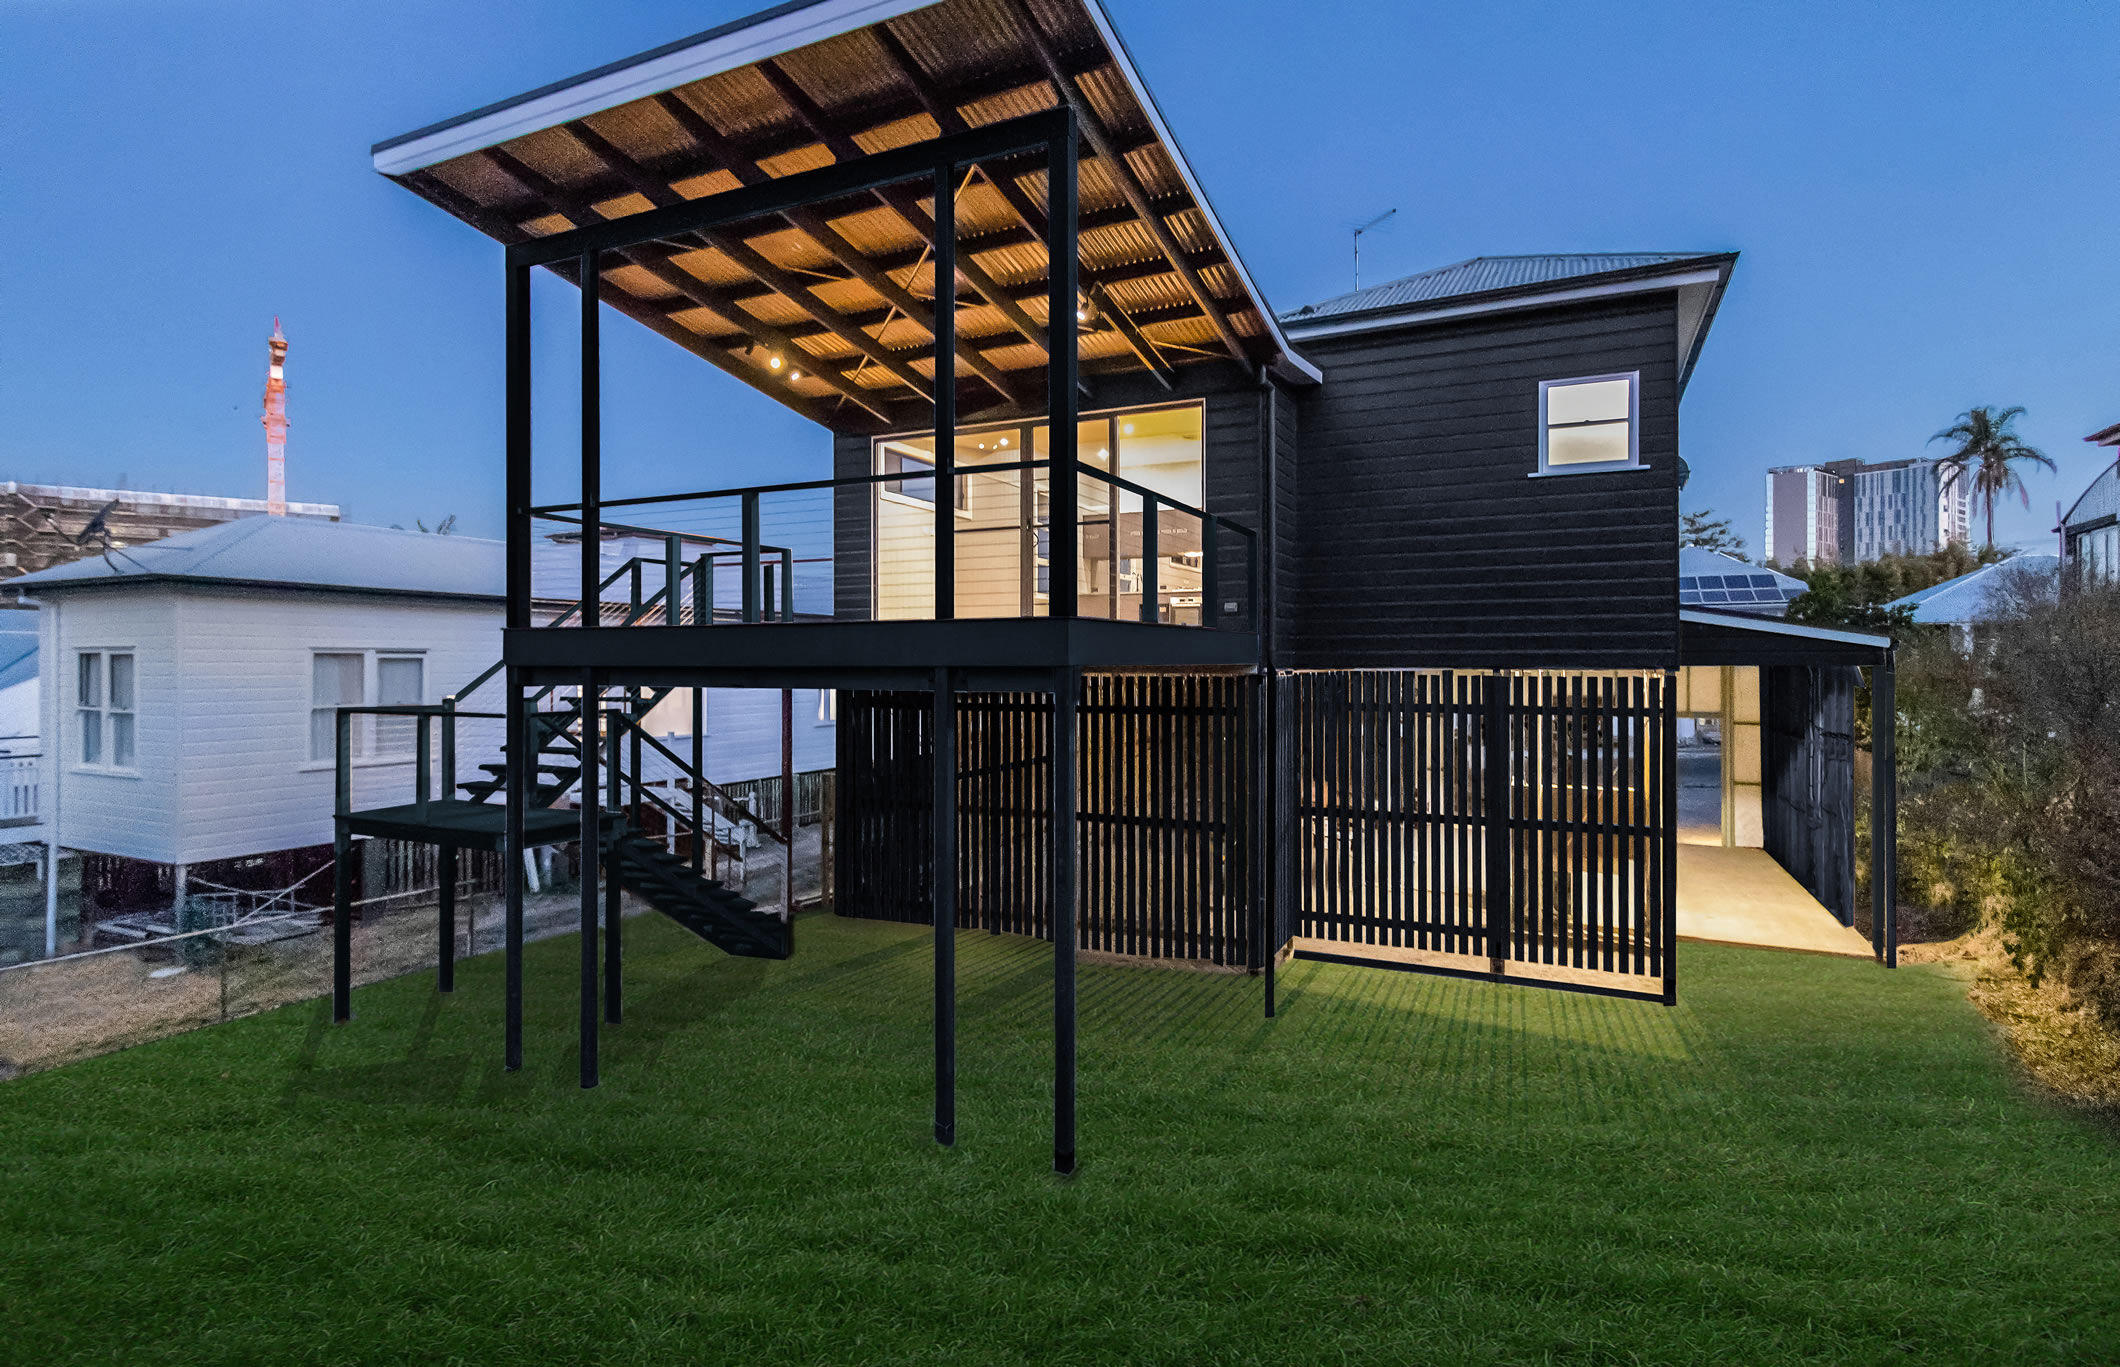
[1673,663,1873,959]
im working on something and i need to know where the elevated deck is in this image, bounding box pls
[511,617,1261,691]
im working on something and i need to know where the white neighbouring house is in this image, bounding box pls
[13,519,507,880]
[11,517,836,903]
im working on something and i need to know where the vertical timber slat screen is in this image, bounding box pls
[1293,669,1674,997]
[838,678,1259,966]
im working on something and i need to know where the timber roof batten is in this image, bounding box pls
[373,0,1318,433]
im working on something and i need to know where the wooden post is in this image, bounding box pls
[932,668,957,1145]
[1051,666,1079,1174]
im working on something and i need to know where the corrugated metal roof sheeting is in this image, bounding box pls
[11,517,504,600]
[2062,462,2119,529]
[1285,254,1725,322]
[1886,555,2060,624]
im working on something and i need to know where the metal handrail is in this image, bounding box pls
[605,710,783,847]
[525,458,1262,631]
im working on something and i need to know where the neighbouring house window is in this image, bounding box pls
[817,689,836,724]
[1538,373,1639,473]
[374,656,425,756]
[311,651,428,763]
[310,653,365,763]
[76,651,136,770]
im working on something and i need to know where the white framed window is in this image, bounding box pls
[1536,372,1640,474]
[817,689,836,725]
[76,650,136,771]
[311,650,428,763]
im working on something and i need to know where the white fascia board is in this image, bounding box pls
[1282,268,1729,344]
[1081,0,1320,386]
[372,0,943,175]
[1680,609,1891,649]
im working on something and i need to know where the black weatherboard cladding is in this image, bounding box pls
[1288,294,1683,670]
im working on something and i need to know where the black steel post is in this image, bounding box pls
[1872,655,1897,967]
[932,667,957,1145]
[1139,494,1159,622]
[782,689,795,932]
[506,263,532,631]
[579,678,601,1089]
[332,709,352,1022]
[742,494,762,622]
[503,254,533,1069]
[1255,670,1272,1017]
[1662,668,1680,1006]
[1051,666,1079,1175]
[332,828,352,1022]
[438,844,457,993]
[581,249,601,633]
[1484,672,1510,971]
[606,703,619,1025]
[1045,111,1080,620]
[691,688,706,876]
[504,672,527,1069]
[1202,521,1220,629]
[934,162,957,621]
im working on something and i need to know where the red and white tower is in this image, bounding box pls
[262,318,289,516]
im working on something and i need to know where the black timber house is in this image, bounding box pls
[356,0,1898,1173]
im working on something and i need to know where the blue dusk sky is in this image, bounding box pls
[2,0,2115,553]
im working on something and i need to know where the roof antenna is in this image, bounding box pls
[1353,208,1397,290]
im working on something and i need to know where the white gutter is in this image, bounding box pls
[1079,0,1321,386]
[371,0,943,175]
[1282,268,1729,343]
[1679,608,1891,649]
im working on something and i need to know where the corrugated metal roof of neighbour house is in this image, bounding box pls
[1885,554,2060,625]
[8,516,503,601]
[1281,253,1730,324]
[2061,461,2119,528]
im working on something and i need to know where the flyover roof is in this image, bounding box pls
[372,0,1317,434]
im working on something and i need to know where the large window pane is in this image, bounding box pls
[109,653,134,711]
[1545,377,1630,425]
[80,709,101,766]
[78,653,101,708]
[111,713,135,769]
[312,653,364,762]
[1547,424,1631,467]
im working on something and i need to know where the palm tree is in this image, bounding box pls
[1928,405,2053,552]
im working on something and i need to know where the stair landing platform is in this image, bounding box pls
[342,798,612,851]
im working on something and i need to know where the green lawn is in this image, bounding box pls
[3,912,2115,1366]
